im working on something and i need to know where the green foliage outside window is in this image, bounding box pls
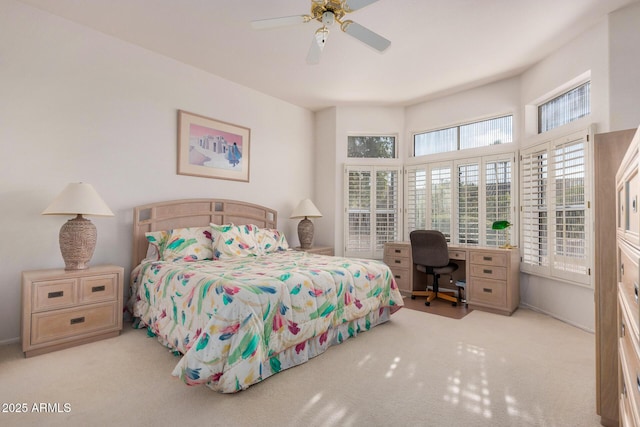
[348,136,396,158]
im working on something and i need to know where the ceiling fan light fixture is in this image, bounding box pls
[321,11,335,26]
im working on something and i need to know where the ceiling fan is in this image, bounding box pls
[251,0,391,65]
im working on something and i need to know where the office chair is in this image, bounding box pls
[409,230,464,307]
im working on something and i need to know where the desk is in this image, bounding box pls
[383,242,520,315]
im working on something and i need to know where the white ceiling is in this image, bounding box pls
[18,0,638,111]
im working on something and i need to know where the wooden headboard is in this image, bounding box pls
[132,199,278,266]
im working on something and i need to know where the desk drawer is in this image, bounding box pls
[386,256,411,269]
[389,267,411,293]
[470,252,507,267]
[469,278,507,307]
[449,249,466,260]
[385,245,410,259]
[31,302,118,345]
[470,265,507,281]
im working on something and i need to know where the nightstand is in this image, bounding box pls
[294,246,335,256]
[21,265,124,357]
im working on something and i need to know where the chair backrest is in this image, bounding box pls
[409,230,450,267]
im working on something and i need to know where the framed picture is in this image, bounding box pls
[177,110,250,182]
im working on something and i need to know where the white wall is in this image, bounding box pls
[405,77,522,159]
[0,1,315,342]
[609,1,640,131]
[316,106,406,255]
[517,17,611,332]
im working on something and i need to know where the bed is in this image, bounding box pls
[128,199,404,393]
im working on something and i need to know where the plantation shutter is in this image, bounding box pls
[549,136,589,282]
[457,162,480,244]
[345,165,401,258]
[430,164,453,241]
[485,159,513,247]
[405,165,427,239]
[521,146,549,273]
[375,169,400,253]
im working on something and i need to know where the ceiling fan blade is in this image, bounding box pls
[344,0,379,12]
[250,15,308,30]
[341,20,390,52]
[307,27,329,65]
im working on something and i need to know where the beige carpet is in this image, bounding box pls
[0,308,600,427]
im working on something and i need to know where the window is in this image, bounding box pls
[348,135,396,158]
[520,129,591,286]
[538,82,590,133]
[405,154,515,247]
[414,115,513,156]
[345,165,401,258]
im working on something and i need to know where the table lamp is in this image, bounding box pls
[42,182,114,270]
[492,220,513,249]
[290,198,322,249]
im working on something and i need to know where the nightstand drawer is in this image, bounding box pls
[449,249,466,260]
[469,278,507,307]
[470,252,507,267]
[31,302,118,345]
[470,265,507,281]
[79,274,117,303]
[32,279,77,312]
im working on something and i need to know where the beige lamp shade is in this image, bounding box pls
[42,182,114,217]
[290,199,322,249]
[289,198,322,219]
[43,183,114,270]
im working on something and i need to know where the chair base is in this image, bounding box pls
[411,283,467,307]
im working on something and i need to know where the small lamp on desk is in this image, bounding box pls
[290,198,322,249]
[42,182,114,270]
[492,220,513,249]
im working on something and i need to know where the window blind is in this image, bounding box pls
[457,162,480,244]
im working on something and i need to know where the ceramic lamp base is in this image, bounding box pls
[297,217,314,249]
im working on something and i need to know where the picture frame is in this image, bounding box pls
[177,110,250,182]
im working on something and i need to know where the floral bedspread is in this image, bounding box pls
[130,250,404,392]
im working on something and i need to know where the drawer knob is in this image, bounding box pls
[395,260,401,264]
[483,288,493,293]
[394,249,401,253]
[637,374,640,393]
[635,282,639,303]
[70,317,85,325]
[92,285,106,293]
[394,275,401,279]
[621,321,626,337]
[48,291,64,298]
[483,269,493,274]
[621,263,625,275]
[483,256,492,261]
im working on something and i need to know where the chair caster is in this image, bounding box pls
[411,295,416,300]
[424,301,430,306]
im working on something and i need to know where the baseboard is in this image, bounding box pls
[0,337,20,346]
[519,303,595,334]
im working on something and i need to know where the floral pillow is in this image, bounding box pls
[210,223,259,259]
[255,227,289,254]
[145,226,213,262]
